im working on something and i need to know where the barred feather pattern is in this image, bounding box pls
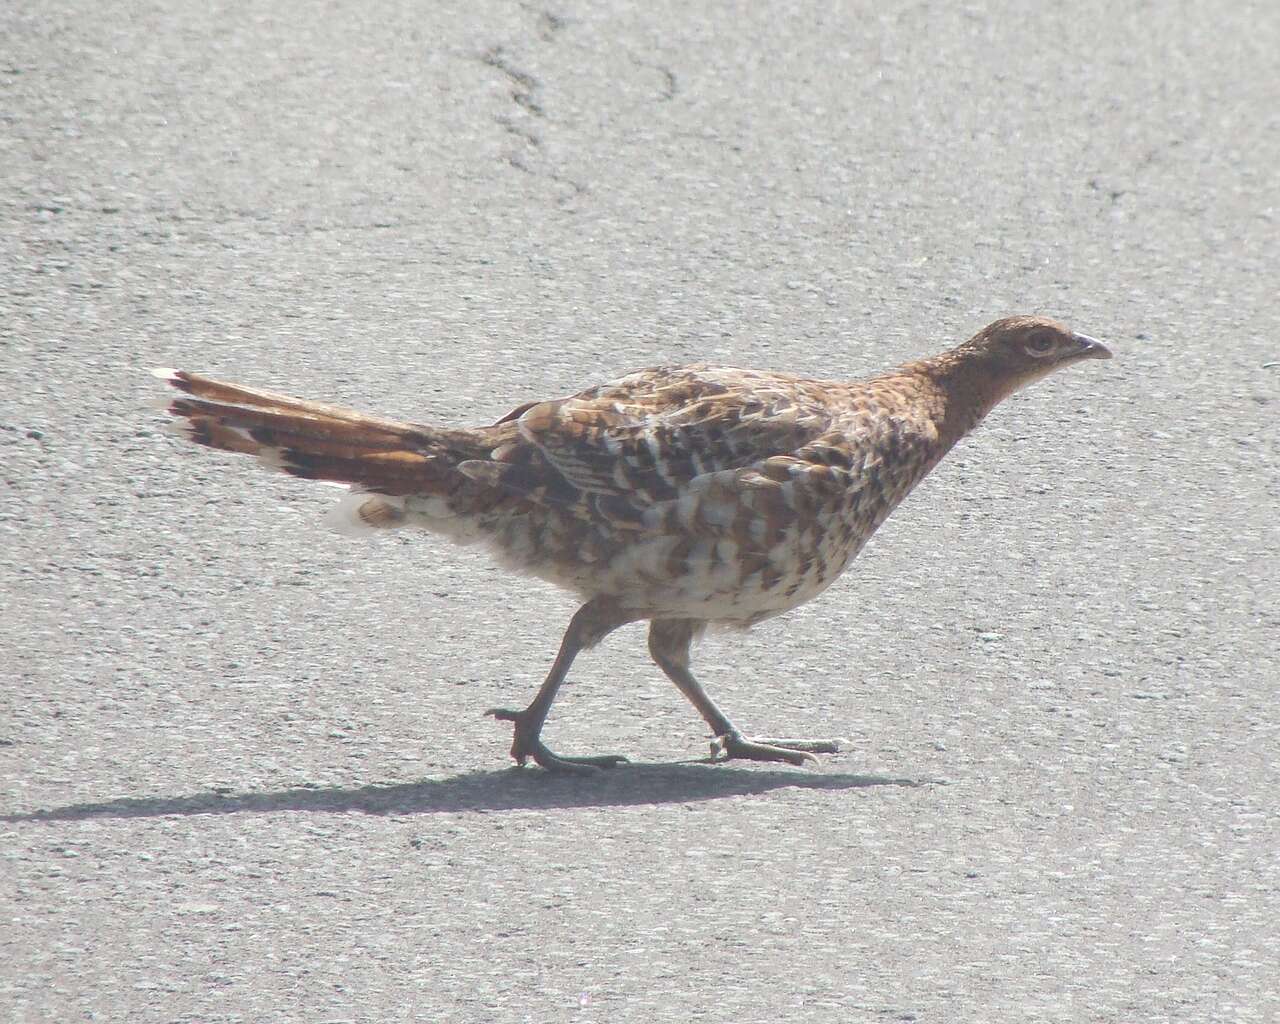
[460,366,957,624]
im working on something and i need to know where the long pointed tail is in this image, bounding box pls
[153,369,495,520]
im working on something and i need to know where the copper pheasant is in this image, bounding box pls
[155,316,1111,772]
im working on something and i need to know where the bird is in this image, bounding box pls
[155,315,1111,773]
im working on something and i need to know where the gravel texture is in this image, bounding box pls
[3,2,1278,1022]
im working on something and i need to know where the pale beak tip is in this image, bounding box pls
[1074,333,1112,360]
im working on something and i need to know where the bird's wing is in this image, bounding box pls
[461,366,840,508]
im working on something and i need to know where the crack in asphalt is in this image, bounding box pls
[520,4,567,43]
[478,41,586,204]
[476,13,677,204]
[629,54,678,102]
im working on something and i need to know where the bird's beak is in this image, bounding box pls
[1071,333,1112,360]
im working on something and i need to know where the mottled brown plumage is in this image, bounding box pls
[156,316,1111,771]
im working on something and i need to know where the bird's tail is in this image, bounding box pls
[153,369,495,533]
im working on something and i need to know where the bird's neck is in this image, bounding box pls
[897,350,1018,449]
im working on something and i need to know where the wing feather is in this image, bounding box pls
[507,366,837,501]
[462,366,908,551]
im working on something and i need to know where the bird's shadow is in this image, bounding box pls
[4,762,933,824]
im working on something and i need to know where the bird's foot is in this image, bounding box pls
[486,707,629,774]
[710,732,843,766]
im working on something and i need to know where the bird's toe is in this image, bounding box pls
[711,732,831,766]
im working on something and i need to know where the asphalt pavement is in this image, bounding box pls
[3,1,1278,1021]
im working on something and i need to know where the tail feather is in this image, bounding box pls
[153,367,495,504]
[153,368,415,433]
[272,449,441,494]
[168,395,414,451]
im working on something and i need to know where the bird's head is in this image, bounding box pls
[911,316,1112,440]
[958,316,1112,390]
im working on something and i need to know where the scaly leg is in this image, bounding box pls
[647,619,843,766]
[487,597,636,774]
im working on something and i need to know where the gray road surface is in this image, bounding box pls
[3,1,1278,1021]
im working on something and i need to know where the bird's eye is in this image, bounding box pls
[1024,333,1056,357]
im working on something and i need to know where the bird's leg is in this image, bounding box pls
[487,597,636,774]
[648,619,843,766]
